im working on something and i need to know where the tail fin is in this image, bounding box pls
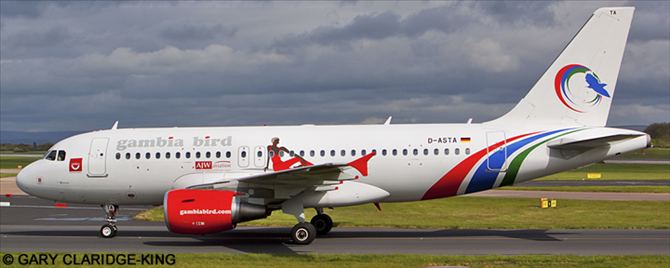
[487,7,634,127]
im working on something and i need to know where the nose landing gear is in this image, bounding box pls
[100,204,118,238]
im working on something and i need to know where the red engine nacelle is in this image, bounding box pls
[163,189,267,235]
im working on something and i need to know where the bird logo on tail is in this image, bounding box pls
[554,64,611,113]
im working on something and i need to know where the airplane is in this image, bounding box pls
[16,7,649,244]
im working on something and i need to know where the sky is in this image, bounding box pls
[1,1,668,132]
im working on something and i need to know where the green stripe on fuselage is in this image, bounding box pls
[500,129,585,187]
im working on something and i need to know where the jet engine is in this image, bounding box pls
[163,189,267,234]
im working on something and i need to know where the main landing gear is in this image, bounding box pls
[100,204,118,238]
[290,222,316,244]
[310,208,333,235]
[288,211,333,245]
[282,198,336,244]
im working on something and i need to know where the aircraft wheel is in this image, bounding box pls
[100,224,117,238]
[310,214,333,235]
[291,223,316,245]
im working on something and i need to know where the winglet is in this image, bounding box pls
[346,152,376,176]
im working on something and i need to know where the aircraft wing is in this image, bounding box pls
[547,134,645,150]
[186,153,375,190]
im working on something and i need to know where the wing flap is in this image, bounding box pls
[186,153,376,192]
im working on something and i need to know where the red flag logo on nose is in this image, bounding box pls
[69,158,82,172]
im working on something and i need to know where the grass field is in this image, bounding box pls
[1,253,668,268]
[615,147,669,159]
[0,156,40,169]
[135,196,670,229]
[536,163,669,181]
[500,186,670,193]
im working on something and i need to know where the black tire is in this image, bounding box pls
[290,223,316,245]
[100,224,117,238]
[310,214,333,235]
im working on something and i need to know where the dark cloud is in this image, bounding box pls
[399,4,477,37]
[271,2,559,53]
[159,23,237,42]
[4,25,72,48]
[627,1,670,42]
[272,11,402,51]
[475,1,557,27]
[0,1,667,132]
[0,1,48,19]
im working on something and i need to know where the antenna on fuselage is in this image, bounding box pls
[384,116,392,125]
[111,121,119,130]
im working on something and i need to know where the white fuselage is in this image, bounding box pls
[16,123,649,206]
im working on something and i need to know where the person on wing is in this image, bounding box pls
[265,137,312,171]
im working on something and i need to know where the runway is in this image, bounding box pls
[2,196,668,255]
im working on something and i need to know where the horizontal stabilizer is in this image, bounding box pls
[547,134,644,150]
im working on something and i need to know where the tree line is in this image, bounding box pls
[0,142,54,153]
[644,122,670,147]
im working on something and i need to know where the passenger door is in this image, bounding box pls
[88,138,109,177]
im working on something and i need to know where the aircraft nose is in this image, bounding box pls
[15,165,34,195]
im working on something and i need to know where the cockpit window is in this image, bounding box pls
[44,150,57,161]
[57,150,66,161]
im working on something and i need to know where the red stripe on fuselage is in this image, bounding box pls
[421,132,539,200]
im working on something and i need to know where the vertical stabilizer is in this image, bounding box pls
[487,7,634,127]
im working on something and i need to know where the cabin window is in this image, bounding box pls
[351,150,356,157]
[403,149,408,156]
[269,151,275,157]
[382,149,387,156]
[361,149,366,155]
[166,152,171,159]
[145,152,151,159]
[185,152,191,159]
[444,148,450,155]
[300,150,305,157]
[310,150,315,157]
[126,153,131,159]
[340,150,345,157]
[290,150,295,157]
[216,151,221,158]
[226,151,231,158]
[57,150,66,161]
[465,148,471,155]
[434,148,439,155]
[206,151,211,158]
[155,152,161,159]
[392,149,397,156]
[455,148,460,155]
[241,151,247,158]
[423,149,429,156]
[115,152,121,160]
[135,152,141,159]
[320,150,325,157]
[195,152,200,159]
[413,149,418,156]
[257,151,262,157]
[371,149,376,154]
[176,152,181,159]
[330,150,335,157]
[45,150,57,161]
